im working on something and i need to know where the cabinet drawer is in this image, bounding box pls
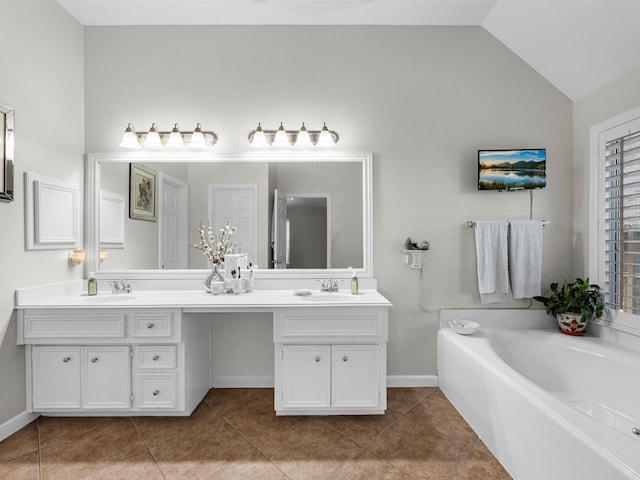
[136,373,177,409]
[137,346,177,369]
[274,309,387,342]
[24,312,126,341]
[132,313,174,339]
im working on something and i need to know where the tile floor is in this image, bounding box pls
[0,387,513,480]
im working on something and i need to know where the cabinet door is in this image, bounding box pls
[332,345,380,408]
[82,346,131,409]
[32,346,81,410]
[281,345,331,409]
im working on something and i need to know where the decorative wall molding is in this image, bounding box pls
[24,172,79,250]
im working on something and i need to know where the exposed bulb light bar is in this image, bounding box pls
[119,122,218,149]
[248,122,339,147]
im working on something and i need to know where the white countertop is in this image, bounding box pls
[16,287,392,310]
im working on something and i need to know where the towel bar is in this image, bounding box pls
[466,220,550,227]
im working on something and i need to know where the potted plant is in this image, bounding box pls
[533,278,604,336]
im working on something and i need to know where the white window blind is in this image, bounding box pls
[605,130,640,314]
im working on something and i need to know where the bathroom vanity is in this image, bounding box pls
[16,285,390,417]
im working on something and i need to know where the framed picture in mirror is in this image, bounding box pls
[0,104,15,202]
[129,163,156,221]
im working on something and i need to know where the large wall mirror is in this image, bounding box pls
[86,151,373,279]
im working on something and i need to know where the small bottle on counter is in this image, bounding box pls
[88,277,98,296]
[244,263,255,292]
[350,267,358,294]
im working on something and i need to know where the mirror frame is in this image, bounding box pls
[0,104,14,202]
[86,151,373,279]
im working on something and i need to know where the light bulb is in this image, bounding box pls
[166,123,185,148]
[273,122,290,147]
[118,123,141,149]
[189,123,207,149]
[143,123,163,148]
[295,123,312,147]
[317,122,335,147]
[250,123,269,147]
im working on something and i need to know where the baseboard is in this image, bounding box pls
[211,375,438,389]
[387,375,438,387]
[0,411,40,442]
[211,376,275,388]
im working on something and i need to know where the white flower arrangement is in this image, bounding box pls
[193,223,237,265]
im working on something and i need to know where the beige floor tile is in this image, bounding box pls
[40,418,147,480]
[149,416,260,480]
[223,391,305,449]
[203,387,271,415]
[330,450,415,480]
[0,420,38,463]
[2,388,512,479]
[367,414,472,480]
[260,418,364,480]
[386,387,436,414]
[453,449,513,480]
[38,416,121,448]
[407,390,478,447]
[0,451,40,480]
[133,400,220,446]
[204,450,288,480]
[322,410,402,445]
[80,450,165,480]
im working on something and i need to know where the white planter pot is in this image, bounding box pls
[556,312,588,336]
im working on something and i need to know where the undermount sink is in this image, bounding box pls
[300,292,359,302]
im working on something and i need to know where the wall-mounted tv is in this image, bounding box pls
[478,149,546,191]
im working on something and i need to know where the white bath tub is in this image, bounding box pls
[438,318,640,480]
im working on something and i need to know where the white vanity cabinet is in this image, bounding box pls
[18,308,210,416]
[273,306,388,415]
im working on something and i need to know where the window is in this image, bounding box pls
[591,106,640,332]
[604,131,640,314]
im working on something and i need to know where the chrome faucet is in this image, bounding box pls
[320,279,339,292]
[109,279,132,294]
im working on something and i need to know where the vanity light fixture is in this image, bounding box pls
[99,250,108,263]
[119,123,218,149]
[248,122,339,147]
[68,249,86,267]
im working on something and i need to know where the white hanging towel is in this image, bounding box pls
[474,221,512,304]
[509,219,543,299]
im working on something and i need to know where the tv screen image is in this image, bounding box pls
[478,149,546,191]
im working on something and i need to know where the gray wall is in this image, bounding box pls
[84,26,574,379]
[0,1,84,425]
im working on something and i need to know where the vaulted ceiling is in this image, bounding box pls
[56,0,640,101]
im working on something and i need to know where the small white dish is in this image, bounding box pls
[448,319,480,335]
[294,289,312,297]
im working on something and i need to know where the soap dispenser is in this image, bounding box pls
[350,267,358,294]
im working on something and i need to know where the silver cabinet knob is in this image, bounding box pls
[90,357,98,363]
[152,390,159,396]
[342,356,348,362]
[152,355,159,361]
[62,356,71,363]
[314,356,321,362]
[146,323,154,329]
